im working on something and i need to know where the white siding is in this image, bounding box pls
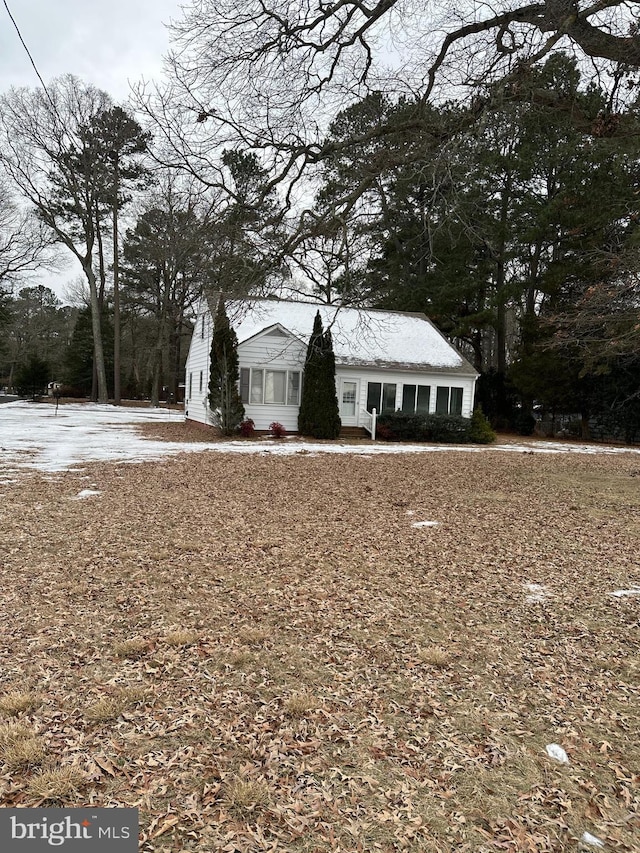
[185,301,478,432]
[238,329,306,431]
[185,316,307,431]
[336,367,476,423]
[184,304,214,425]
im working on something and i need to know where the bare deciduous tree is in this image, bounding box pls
[121,170,220,405]
[151,4,638,160]
[0,76,113,402]
[0,179,56,286]
[133,0,639,267]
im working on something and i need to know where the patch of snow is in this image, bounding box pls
[406,510,416,516]
[581,831,605,848]
[72,489,102,499]
[0,401,639,480]
[507,440,640,455]
[0,402,205,474]
[609,587,640,598]
[545,743,569,764]
[412,520,440,528]
[524,582,548,603]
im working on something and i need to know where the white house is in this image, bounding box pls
[184,297,478,434]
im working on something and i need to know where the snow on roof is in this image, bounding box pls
[220,298,475,373]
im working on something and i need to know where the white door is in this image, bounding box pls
[339,379,358,425]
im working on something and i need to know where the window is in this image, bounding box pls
[401,384,431,414]
[265,370,286,404]
[436,386,463,416]
[250,370,264,403]
[382,383,397,413]
[240,368,250,403]
[242,368,301,405]
[367,382,397,413]
[188,372,192,400]
[199,371,203,393]
[287,372,300,405]
[200,316,205,339]
[402,384,416,413]
[417,385,431,413]
[367,382,381,413]
[435,386,449,414]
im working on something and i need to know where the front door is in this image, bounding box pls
[339,379,358,425]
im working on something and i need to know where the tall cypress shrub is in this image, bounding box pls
[298,310,341,439]
[208,298,245,434]
[320,327,342,438]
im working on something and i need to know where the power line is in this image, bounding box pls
[3,0,57,110]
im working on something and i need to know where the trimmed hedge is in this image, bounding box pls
[376,412,472,443]
[375,410,497,444]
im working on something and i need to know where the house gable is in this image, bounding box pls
[239,322,304,348]
[185,297,479,431]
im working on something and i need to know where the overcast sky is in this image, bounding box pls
[1,0,187,299]
[0,0,184,102]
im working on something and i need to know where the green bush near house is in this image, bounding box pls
[298,311,341,440]
[468,408,497,444]
[208,297,245,435]
[376,412,473,443]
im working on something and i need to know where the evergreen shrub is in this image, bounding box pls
[16,355,50,399]
[298,311,341,439]
[468,408,496,444]
[208,298,245,435]
[567,420,582,438]
[376,412,472,443]
[58,385,84,398]
[375,423,396,441]
[514,411,536,436]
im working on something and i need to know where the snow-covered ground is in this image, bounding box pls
[1,401,639,477]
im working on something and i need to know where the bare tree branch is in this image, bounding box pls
[0,182,58,285]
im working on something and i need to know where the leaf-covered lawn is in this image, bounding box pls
[0,448,638,851]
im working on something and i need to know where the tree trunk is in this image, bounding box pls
[112,158,121,405]
[492,169,513,423]
[495,171,512,377]
[150,312,166,408]
[95,207,107,304]
[150,349,162,407]
[84,263,109,403]
[90,210,107,403]
[172,314,184,403]
[581,412,591,440]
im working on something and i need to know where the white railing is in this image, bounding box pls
[360,407,377,441]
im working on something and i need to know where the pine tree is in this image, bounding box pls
[208,298,244,434]
[65,306,114,397]
[16,355,49,399]
[298,311,341,439]
[86,106,151,404]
